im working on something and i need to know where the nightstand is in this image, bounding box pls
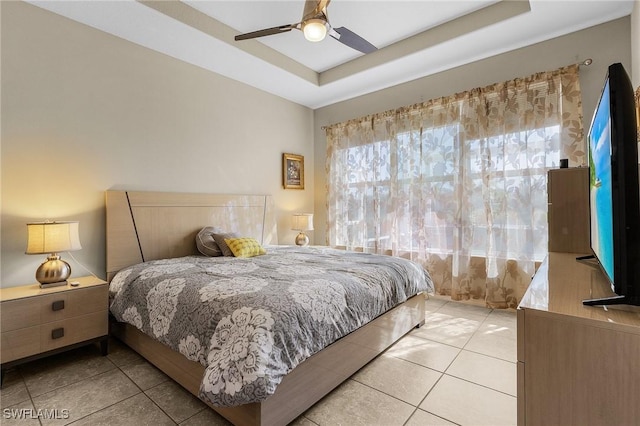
[0,276,109,384]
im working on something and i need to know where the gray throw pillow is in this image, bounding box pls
[196,226,224,257]
[212,231,241,257]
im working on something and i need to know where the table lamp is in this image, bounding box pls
[292,213,314,246]
[26,221,82,288]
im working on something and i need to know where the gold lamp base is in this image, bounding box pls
[36,254,71,288]
[295,232,309,246]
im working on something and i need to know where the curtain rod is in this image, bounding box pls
[320,59,593,131]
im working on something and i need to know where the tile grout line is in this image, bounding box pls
[348,377,421,409]
[442,306,518,398]
[404,302,515,424]
[107,339,187,424]
[405,372,461,426]
[113,361,181,426]
[21,354,120,399]
[134,373,203,425]
[19,367,43,426]
[348,301,514,425]
[17,355,120,425]
[16,346,180,426]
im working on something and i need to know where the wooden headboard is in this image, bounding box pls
[105,191,277,281]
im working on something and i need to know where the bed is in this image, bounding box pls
[106,190,432,426]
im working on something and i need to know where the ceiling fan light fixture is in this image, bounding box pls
[302,19,327,42]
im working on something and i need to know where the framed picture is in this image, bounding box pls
[283,153,304,189]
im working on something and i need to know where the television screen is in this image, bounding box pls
[583,62,640,306]
[588,80,615,289]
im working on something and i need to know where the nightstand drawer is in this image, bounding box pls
[68,285,108,316]
[2,286,108,331]
[40,286,107,322]
[1,326,40,363]
[1,298,41,332]
[39,293,70,323]
[40,311,108,352]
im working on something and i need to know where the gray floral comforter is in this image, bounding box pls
[109,245,433,407]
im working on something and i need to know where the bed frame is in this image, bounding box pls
[105,190,425,426]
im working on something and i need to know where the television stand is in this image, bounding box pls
[582,294,629,306]
[575,253,595,262]
[517,252,640,426]
[572,255,634,306]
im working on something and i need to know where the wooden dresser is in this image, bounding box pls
[517,252,640,425]
[1,276,108,381]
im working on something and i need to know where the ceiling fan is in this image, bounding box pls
[234,0,377,54]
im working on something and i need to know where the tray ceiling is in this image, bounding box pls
[26,0,634,109]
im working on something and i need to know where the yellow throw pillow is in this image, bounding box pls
[224,237,266,258]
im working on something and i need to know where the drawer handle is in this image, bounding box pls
[51,328,64,339]
[52,300,65,311]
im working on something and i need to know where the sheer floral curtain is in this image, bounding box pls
[325,65,584,308]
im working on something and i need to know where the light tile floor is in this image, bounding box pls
[0,298,517,425]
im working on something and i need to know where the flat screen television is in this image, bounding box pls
[582,62,640,306]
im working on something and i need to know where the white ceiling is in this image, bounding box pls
[27,0,634,109]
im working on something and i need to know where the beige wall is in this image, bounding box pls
[313,17,632,244]
[0,2,314,287]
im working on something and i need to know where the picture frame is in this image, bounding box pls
[283,153,304,189]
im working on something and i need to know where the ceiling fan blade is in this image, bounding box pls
[330,26,377,54]
[235,24,297,41]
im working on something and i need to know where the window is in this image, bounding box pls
[326,65,584,307]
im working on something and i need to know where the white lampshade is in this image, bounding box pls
[26,221,82,254]
[302,19,327,42]
[292,213,314,231]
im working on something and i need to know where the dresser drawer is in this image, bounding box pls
[41,310,108,352]
[1,326,40,363]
